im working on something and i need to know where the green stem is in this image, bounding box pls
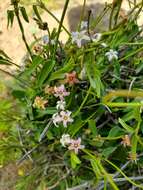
[71,112,96,137]
[0,68,29,86]
[119,46,143,62]
[104,102,143,107]
[13,3,32,59]
[91,5,110,29]
[54,0,70,54]
[105,159,143,189]
[78,0,86,31]
[96,135,124,141]
[37,2,70,36]
[73,86,91,117]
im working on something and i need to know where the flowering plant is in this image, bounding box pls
[1,0,143,189]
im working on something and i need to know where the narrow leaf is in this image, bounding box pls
[37,60,56,86]
[20,7,29,23]
[119,118,134,133]
[7,10,14,28]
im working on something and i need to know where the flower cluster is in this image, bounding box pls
[33,72,78,128]
[60,134,84,154]
[51,84,73,127]
[71,21,119,63]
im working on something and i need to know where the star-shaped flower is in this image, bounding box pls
[105,49,118,62]
[68,138,85,154]
[54,85,70,100]
[65,71,79,85]
[33,96,48,110]
[56,100,66,110]
[71,30,90,48]
[52,113,62,127]
[60,134,71,147]
[60,110,73,127]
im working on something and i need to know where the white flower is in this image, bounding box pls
[81,21,88,30]
[60,134,71,147]
[52,113,62,127]
[60,110,73,127]
[101,42,108,47]
[105,49,118,62]
[71,30,90,48]
[56,100,66,110]
[92,33,102,42]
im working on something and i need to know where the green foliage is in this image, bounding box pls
[1,0,143,189]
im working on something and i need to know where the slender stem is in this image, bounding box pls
[13,3,32,59]
[78,0,86,31]
[73,86,91,117]
[95,135,123,141]
[97,176,143,190]
[37,2,70,36]
[113,161,130,178]
[109,2,114,30]
[0,68,29,86]
[105,102,143,107]
[105,159,143,189]
[119,46,143,63]
[54,0,70,54]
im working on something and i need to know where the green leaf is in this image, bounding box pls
[68,119,83,136]
[20,7,29,23]
[47,131,54,140]
[37,60,55,86]
[108,126,125,137]
[33,5,42,22]
[88,119,97,136]
[90,159,102,179]
[0,57,12,65]
[36,107,57,118]
[0,50,11,60]
[49,59,74,81]
[70,151,81,169]
[7,10,14,28]
[22,56,44,76]
[102,147,117,158]
[131,135,138,157]
[85,52,103,97]
[119,118,134,133]
[12,90,26,99]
